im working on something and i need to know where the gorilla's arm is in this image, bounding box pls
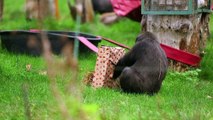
[113,43,143,79]
[113,53,133,79]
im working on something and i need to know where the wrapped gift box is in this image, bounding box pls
[92,46,125,88]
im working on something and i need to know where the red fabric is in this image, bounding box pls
[125,6,141,22]
[110,0,142,22]
[211,5,213,10]
[160,44,201,66]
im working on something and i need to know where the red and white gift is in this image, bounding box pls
[92,46,125,88]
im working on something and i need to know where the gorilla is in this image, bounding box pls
[113,32,168,95]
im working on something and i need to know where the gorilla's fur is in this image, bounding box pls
[113,32,168,94]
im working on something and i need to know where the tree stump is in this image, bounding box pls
[67,0,95,23]
[141,0,211,71]
[25,0,55,20]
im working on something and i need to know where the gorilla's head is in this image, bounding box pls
[135,32,157,43]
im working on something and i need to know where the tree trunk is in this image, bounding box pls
[26,0,55,20]
[68,0,94,23]
[0,0,3,21]
[142,0,210,71]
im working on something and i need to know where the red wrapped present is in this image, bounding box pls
[92,46,125,88]
[110,0,142,22]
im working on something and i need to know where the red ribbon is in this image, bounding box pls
[160,44,201,66]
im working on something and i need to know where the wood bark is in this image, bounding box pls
[142,0,210,71]
[68,0,94,23]
[26,0,55,20]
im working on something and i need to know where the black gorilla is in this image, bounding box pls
[113,32,168,94]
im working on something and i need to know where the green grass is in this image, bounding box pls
[1,0,213,119]
[199,14,213,80]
